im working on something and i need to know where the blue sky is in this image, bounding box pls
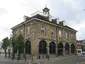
[0,0,85,41]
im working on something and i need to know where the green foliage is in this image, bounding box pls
[16,34,24,53]
[11,34,24,53]
[1,37,10,57]
[11,34,24,59]
[82,44,85,51]
[1,37,9,50]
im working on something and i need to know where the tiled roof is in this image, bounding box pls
[11,14,77,32]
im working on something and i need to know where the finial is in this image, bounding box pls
[45,4,47,8]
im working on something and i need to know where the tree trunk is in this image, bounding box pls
[8,49,10,58]
[4,49,7,58]
[12,48,15,59]
[17,52,20,60]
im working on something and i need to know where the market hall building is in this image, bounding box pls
[11,7,77,58]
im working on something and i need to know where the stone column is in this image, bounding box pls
[69,44,71,55]
[56,44,58,56]
[63,43,65,56]
[47,46,49,55]
[46,46,49,59]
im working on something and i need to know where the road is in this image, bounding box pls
[36,55,85,64]
[0,54,25,64]
[0,54,85,64]
[49,55,85,64]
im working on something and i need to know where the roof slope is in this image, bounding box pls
[11,14,77,32]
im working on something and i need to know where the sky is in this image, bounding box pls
[0,0,85,41]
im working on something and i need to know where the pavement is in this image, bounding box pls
[0,54,85,64]
[26,55,85,64]
[0,54,26,64]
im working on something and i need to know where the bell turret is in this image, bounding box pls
[42,7,50,17]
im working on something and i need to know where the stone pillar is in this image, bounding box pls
[47,46,49,55]
[69,44,71,55]
[63,43,65,56]
[74,43,77,55]
[46,46,49,59]
[56,44,58,56]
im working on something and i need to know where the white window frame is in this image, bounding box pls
[59,30,61,38]
[21,28,24,34]
[27,26,30,34]
[66,32,68,39]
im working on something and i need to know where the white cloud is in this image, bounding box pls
[47,0,85,40]
[0,0,46,41]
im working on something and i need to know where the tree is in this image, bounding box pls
[81,44,85,51]
[1,37,10,57]
[11,35,17,59]
[8,38,12,58]
[16,34,24,60]
[11,34,24,60]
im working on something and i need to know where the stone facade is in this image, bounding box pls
[11,7,77,58]
[77,40,82,55]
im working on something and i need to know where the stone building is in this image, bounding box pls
[82,40,85,55]
[77,40,82,55]
[11,7,77,58]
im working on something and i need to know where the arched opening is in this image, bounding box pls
[65,43,69,54]
[71,44,75,54]
[65,43,69,51]
[39,40,47,54]
[57,43,63,56]
[25,40,31,54]
[49,41,56,54]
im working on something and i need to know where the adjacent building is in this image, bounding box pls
[11,7,77,58]
[77,40,82,55]
[81,39,85,55]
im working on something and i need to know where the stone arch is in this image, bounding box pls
[65,43,69,51]
[71,44,75,54]
[39,40,47,54]
[57,42,63,55]
[25,40,31,54]
[49,41,56,54]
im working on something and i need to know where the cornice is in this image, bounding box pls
[11,17,77,32]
